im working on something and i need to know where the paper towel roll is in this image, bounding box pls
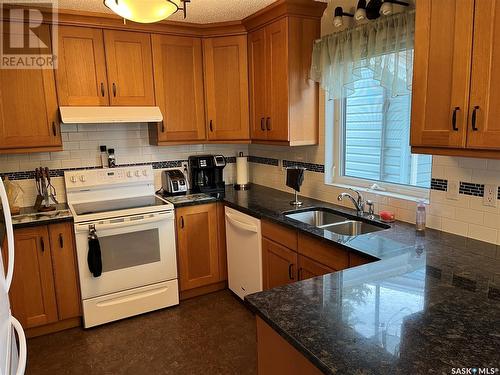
[236,156,249,185]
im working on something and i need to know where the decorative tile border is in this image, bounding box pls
[282,160,325,173]
[430,178,448,192]
[459,182,485,197]
[0,156,237,181]
[248,156,279,166]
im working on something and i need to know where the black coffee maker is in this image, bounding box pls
[188,155,226,196]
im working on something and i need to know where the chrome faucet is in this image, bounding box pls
[337,188,365,216]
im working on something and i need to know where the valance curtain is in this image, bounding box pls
[310,10,415,100]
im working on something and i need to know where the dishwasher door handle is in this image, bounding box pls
[225,212,258,233]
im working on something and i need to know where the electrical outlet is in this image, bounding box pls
[447,180,460,200]
[483,184,498,207]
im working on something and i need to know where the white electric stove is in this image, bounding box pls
[65,166,179,328]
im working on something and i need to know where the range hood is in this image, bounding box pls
[59,106,163,124]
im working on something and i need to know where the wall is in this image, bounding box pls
[1,123,246,207]
[248,0,500,245]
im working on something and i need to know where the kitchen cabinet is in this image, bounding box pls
[0,24,60,153]
[411,0,500,158]
[262,238,297,289]
[56,26,109,106]
[6,221,81,336]
[349,252,373,267]
[298,255,333,281]
[247,17,320,145]
[103,30,155,106]
[203,35,250,141]
[217,202,228,282]
[297,233,349,271]
[56,27,155,107]
[149,35,206,144]
[176,203,220,291]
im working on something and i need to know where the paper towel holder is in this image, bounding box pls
[234,152,251,190]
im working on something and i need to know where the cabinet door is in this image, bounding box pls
[48,222,81,320]
[56,26,109,106]
[298,255,333,281]
[467,0,500,149]
[152,35,206,142]
[410,0,474,148]
[176,204,220,291]
[104,30,155,106]
[0,25,60,151]
[265,18,289,141]
[9,226,58,328]
[217,202,228,282]
[203,35,250,140]
[249,28,268,140]
[262,238,297,290]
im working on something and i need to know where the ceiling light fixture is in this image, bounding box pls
[333,6,354,28]
[354,0,367,21]
[103,0,190,23]
[379,0,409,16]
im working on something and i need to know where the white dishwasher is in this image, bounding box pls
[225,206,262,300]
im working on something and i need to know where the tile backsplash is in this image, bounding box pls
[1,123,247,207]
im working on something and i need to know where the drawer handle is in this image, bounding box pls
[40,237,45,252]
[288,263,294,280]
[471,105,479,131]
[100,82,105,97]
[52,121,57,136]
[209,120,214,132]
[180,216,184,229]
[452,107,460,131]
[59,233,64,248]
[112,83,117,97]
[260,117,265,131]
[266,117,271,131]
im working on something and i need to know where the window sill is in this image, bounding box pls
[326,181,430,204]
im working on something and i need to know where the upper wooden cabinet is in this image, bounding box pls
[56,27,155,107]
[247,16,321,146]
[104,30,155,106]
[0,24,61,153]
[150,35,206,144]
[56,26,109,106]
[411,0,500,158]
[203,35,250,141]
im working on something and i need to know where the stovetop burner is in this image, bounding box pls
[72,196,170,216]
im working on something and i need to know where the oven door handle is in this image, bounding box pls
[75,212,174,232]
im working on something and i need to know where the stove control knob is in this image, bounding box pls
[70,176,77,183]
[142,169,148,176]
[79,175,86,182]
[127,171,133,178]
[135,170,141,177]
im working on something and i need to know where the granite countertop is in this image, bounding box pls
[222,185,500,374]
[11,203,73,228]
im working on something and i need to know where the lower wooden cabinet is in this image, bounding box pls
[298,255,333,281]
[176,203,223,293]
[7,222,81,334]
[262,238,297,290]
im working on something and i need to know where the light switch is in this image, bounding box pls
[483,184,498,208]
[447,180,460,200]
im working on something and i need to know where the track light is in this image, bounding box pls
[333,6,354,28]
[354,0,367,21]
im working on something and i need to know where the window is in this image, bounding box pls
[327,67,432,199]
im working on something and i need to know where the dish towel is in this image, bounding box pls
[286,167,305,192]
[88,227,102,278]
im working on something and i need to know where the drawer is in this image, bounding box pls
[297,234,348,271]
[262,220,297,251]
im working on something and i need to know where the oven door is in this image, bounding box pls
[75,211,177,299]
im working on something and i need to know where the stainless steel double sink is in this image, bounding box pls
[284,207,389,236]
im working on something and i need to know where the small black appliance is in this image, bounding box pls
[188,155,226,196]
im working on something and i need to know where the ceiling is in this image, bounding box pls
[46,0,284,24]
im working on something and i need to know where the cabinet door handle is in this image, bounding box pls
[298,267,302,280]
[100,82,105,97]
[288,263,294,280]
[260,117,265,131]
[59,233,64,248]
[161,121,165,133]
[112,83,117,97]
[52,122,57,136]
[266,117,271,131]
[40,237,45,252]
[209,120,213,132]
[471,105,479,131]
[180,216,184,229]
[452,107,460,131]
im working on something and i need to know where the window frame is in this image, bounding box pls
[324,98,430,202]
